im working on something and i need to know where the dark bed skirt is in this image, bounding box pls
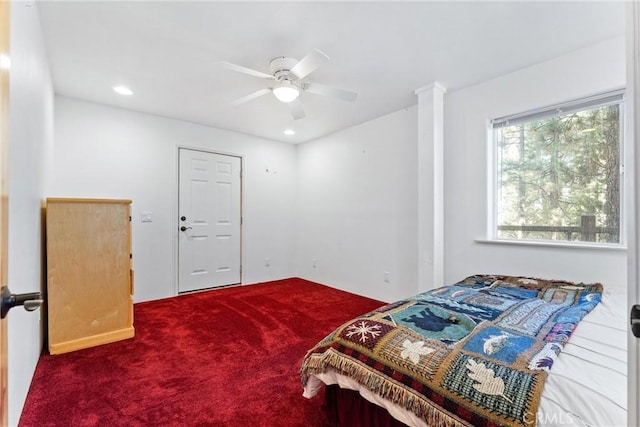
[323,385,409,427]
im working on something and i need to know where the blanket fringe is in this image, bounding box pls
[301,350,470,427]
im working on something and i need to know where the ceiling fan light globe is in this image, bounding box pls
[273,84,300,103]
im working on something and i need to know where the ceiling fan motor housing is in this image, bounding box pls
[270,57,299,83]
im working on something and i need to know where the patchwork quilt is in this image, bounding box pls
[301,275,603,427]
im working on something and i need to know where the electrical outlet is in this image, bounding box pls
[265,257,270,267]
[383,271,390,283]
[312,258,318,268]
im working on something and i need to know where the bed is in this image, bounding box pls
[301,275,627,427]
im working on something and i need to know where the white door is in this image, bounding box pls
[629,2,640,425]
[178,148,241,293]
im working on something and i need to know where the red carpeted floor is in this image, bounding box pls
[19,278,384,427]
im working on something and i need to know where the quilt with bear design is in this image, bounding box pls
[301,275,603,427]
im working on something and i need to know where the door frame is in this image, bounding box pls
[0,1,9,425]
[628,1,640,426]
[174,145,243,295]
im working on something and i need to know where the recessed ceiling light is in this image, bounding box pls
[283,129,295,136]
[113,85,133,96]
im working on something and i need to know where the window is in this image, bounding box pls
[492,90,623,245]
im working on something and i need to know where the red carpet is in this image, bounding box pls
[19,278,384,427]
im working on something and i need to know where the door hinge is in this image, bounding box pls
[129,216,132,222]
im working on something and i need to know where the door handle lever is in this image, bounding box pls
[1,287,43,319]
[632,305,640,338]
[180,226,192,232]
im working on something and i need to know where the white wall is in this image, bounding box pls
[296,107,419,303]
[444,36,628,288]
[7,2,54,425]
[296,36,628,303]
[51,97,297,302]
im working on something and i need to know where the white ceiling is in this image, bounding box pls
[36,1,625,144]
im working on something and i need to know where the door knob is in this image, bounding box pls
[632,304,640,338]
[1,287,43,319]
[180,226,192,232]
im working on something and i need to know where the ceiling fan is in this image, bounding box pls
[219,49,358,120]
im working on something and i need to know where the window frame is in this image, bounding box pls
[489,89,626,248]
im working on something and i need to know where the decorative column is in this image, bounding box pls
[415,82,446,293]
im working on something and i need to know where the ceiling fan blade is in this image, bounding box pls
[218,61,274,80]
[288,97,306,120]
[290,49,329,79]
[231,88,272,106]
[304,82,358,102]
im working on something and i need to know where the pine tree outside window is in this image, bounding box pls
[492,90,624,245]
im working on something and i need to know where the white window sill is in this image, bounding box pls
[474,238,627,251]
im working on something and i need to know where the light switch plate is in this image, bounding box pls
[141,212,153,223]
